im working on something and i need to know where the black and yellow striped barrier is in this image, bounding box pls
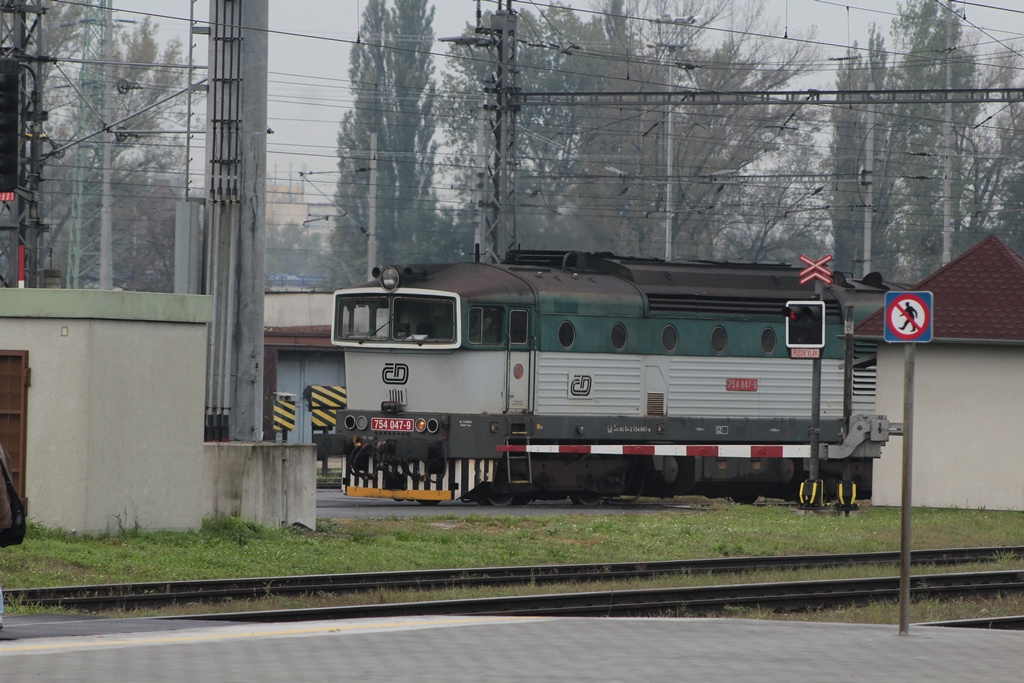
[273,394,297,439]
[305,385,347,431]
[798,478,824,508]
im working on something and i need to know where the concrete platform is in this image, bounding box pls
[1,614,1021,681]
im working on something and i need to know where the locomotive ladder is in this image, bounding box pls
[505,431,532,485]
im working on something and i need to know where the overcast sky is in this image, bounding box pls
[107,0,1024,190]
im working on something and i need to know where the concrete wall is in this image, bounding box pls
[203,442,316,529]
[0,290,212,532]
[872,342,1024,510]
[264,292,333,328]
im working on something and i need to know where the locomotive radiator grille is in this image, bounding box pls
[646,393,665,417]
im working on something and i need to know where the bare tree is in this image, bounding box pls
[41,7,188,291]
[441,0,824,261]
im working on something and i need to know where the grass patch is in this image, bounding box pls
[1,501,1023,623]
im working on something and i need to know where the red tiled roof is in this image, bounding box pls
[857,235,1024,341]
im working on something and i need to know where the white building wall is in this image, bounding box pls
[264,292,333,328]
[0,290,212,532]
[872,343,1024,510]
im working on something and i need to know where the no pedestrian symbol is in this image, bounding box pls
[884,291,933,343]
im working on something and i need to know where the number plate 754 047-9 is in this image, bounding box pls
[371,417,414,432]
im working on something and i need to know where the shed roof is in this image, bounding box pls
[857,235,1024,341]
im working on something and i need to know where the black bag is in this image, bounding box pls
[0,467,25,547]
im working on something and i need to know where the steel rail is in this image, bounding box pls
[8,546,1024,612]
[922,614,1024,630]
[180,569,1024,623]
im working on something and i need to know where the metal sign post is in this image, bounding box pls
[791,256,832,508]
[899,342,915,635]
[808,281,824,501]
[883,291,933,636]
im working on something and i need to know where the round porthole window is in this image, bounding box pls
[558,321,576,348]
[662,325,678,352]
[711,325,728,353]
[611,323,627,350]
[760,327,777,354]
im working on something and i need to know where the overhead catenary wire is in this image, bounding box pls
[40,0,1024,273]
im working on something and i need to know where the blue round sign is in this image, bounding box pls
[884,291,933,343]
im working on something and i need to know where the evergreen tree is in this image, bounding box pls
[835,0,1024,281]
[332,0,441,286]
[829,30,889,278]
[878,0,977,278]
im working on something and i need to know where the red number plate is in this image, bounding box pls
[726,378,759,392]
[371,417,415,432]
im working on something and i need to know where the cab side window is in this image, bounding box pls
[510,310,529,345]
[468,306,504,345]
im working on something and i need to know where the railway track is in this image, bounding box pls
[8,546,1024,612]
[186,568,1024,623]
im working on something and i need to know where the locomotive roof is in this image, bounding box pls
[500,251,887,317]
[353,251,887,318]
[358,261,644,315]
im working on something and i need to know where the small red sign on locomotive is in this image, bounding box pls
[726,378,758,392]
[371,417,415,432]
[790,348,821,359]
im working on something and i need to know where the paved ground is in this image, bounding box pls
[2,492,1018,679]
[1,614,1022,681]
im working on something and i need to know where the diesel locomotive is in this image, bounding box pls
[314,250,893,505]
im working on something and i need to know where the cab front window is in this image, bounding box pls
[335,296,390,341]
[394,297,456,342]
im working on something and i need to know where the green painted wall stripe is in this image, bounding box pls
[0,290,213,324]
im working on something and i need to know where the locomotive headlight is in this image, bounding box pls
[355,415,369,431]
[379,265,400,291]
[343,414,357,430]
[426,418,440,434]
[415,418,427,433]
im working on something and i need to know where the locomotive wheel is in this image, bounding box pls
[478,485,514,506]
[485,491,515,506]
[730,494,760,505]
[569,491,604,506]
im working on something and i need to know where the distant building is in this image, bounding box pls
[266,182,339,236]
[265,181,339,291]
[857,235,1024,510]
[263,292,343,445]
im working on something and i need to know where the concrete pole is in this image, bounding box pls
[233,0,269,441]
[204,0,268,442]
[475,104,488,257]
[862,83,875,278]
[99,4,113,290]
[367,130,377,279]
[941,1,954,265]
[665,94,673,262]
